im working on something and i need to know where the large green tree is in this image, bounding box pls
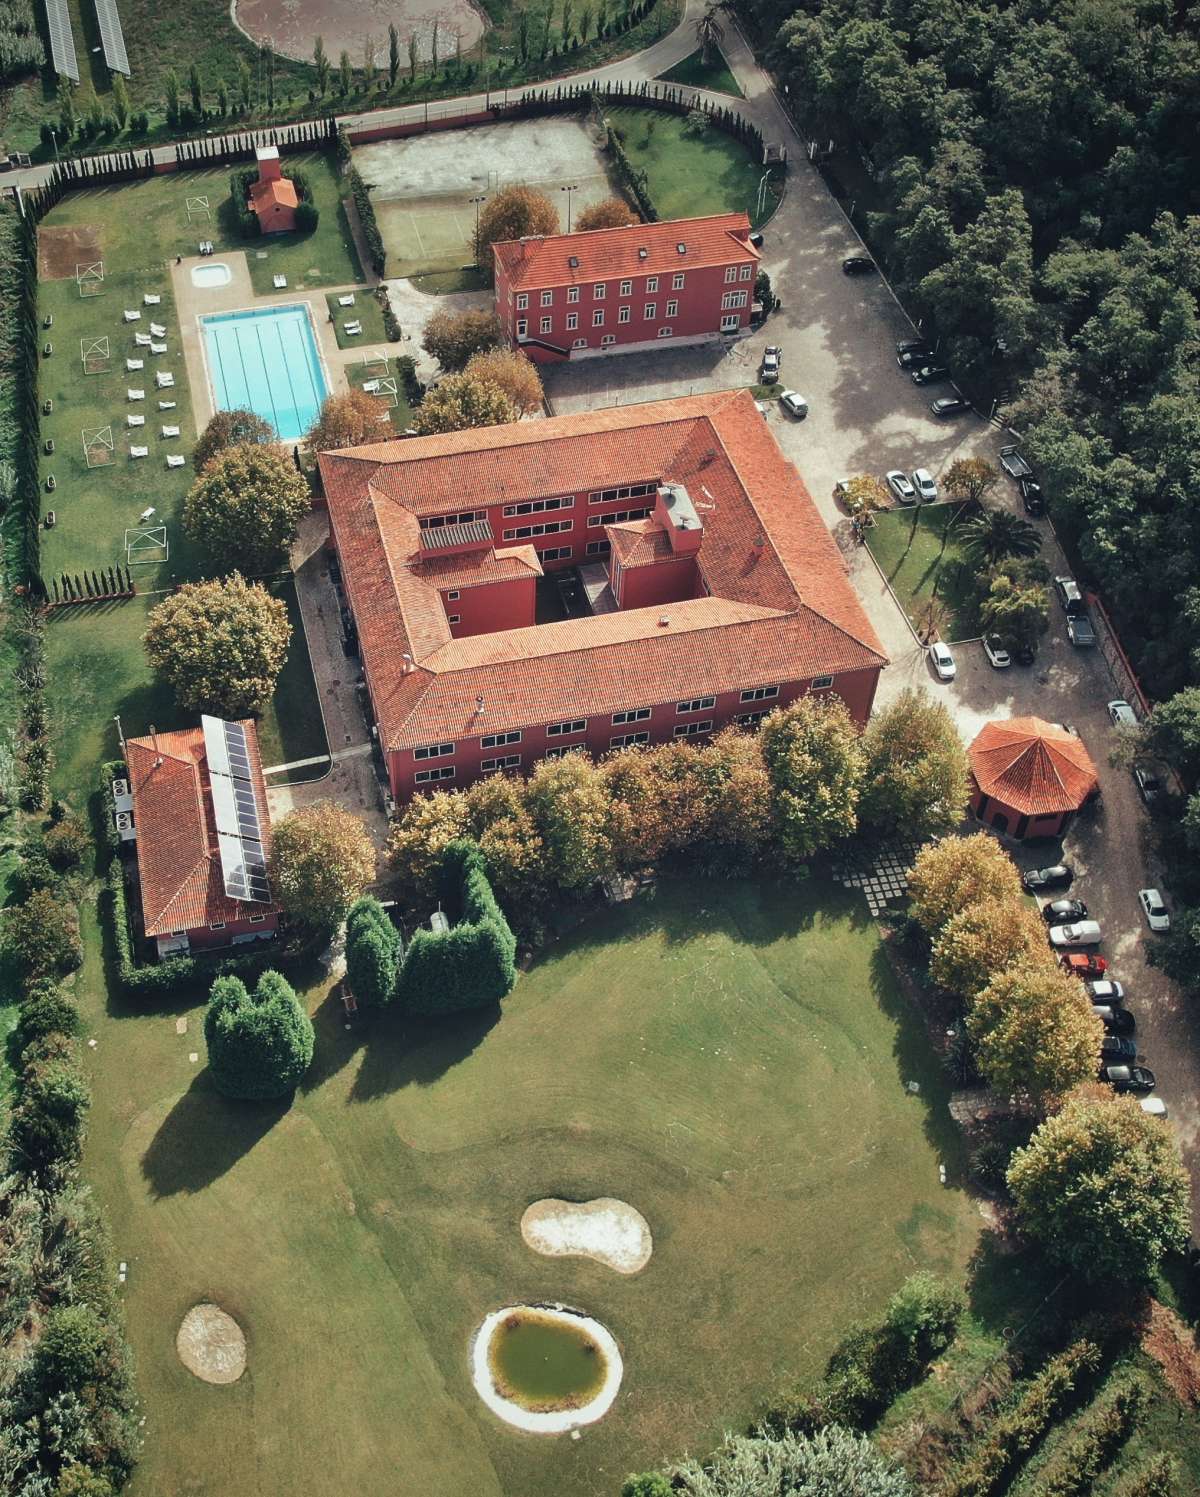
[759,696,864,860]
[182,444,310,575]
[204,970,315,1099]
[907,834,1021,937]
[858,689,969,840]
[411,373,519,436]
[270,803,377,934]
[0,889,82,985]
[344,895,402,1008]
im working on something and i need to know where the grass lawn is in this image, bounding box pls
[408,266,491,296]
[44,579,328,802]
[607,106,781,228]
[656,46,744,98]
[324,289,388,349]
[74,874,978,1496]
[865,503,985,641]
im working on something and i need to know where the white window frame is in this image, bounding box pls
[566,312,579,330]
[601,334,615,346]
[720,314,740,332]
[540,289,553,307]
[657,327,673,338]
[619,279,632,296]
[740,685,779,703]
[447,590,460,601]
[645,275,659,293]
[610,731,650,748]
[249,913,266,924]
[666,298,679,317]
[644,302,657,319]
[544,744,585,760]
[413,741,455,760]
[209,920,226,931]
[480,730,521,750]
[540,316,552,334]
[572,338,587,348]
[810,674,835,690]
[593,308,605,327]
[724,265,739,283]
[586,539,611,556]
[516,318,528,339]
[721,290,748,310]
[567,285,580,303]
[593,282,606,299]
[516,293,529,311]
[672,272,685,290]
[737,710,767,728]
[740,263,753,281]
[447,613,461,624]
[618,306,631,324]
[612,708,651,725]
[676,696,716,715]
[415,765,456,784]
[502,518,572,540]
[501,496,573,518]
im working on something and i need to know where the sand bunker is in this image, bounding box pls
[176,1304,246,1384]
[471,1304,623,1433]
[521,1197,652,1275]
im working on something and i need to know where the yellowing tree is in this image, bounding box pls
[270,802,376,933]
[304,389,393,456]
[907,833,1021,936]
[968,963,1102,1099]
[411,373,519,435]
[930,895,1053,1001]
[524,752,615,890]
[421,307,505,372]
[474,185,559,277]
[574,196,639,232]
[760,696,864,861]
[859,689,969,840]
[463,348,544,414]
[386,789,469,906]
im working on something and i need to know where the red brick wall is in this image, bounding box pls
[613,555,699,610]
[442,576,536,638]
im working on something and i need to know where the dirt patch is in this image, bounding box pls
[234,0,482,66]
[176,1303,247,1384]
[38,224,104,281]
[1142,1299,1200,1406]
[521,1197,652,1274]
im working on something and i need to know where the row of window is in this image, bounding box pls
[502,495,572,517]
[207,914,267,930]
[587,507,652,527]
[425,488,654,538]
[419,510,480,530]
[517,302,684,339]
[720,290,749,311]
[515,269,714,311]
[589,483,656,504]
[501,518,573,541]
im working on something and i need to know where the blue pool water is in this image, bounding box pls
[201,304,327,441]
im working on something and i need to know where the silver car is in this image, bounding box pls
[912,468,938,502]
[886,470,917,505]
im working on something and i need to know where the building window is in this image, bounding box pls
[447,590,460,600]
[415,765,455,784]
[721,290,748,310]
[676,696,716,714]
[645,275,658,292]
[618,306,631,325]
[249,913,266,923]
[209,920,226,931]
[538,545,572,561]
[540,316,552,334]
[720,314,740,332]
[587,506,652,527]
[502,519,572,540]
[421,511,480,530]
[643,303,656,320]
[612,708,651,725]
[588,483,656,504]
[740,263,753,281]
[566,312,579,330]
[572,338,587,348]
[737,710,767,728]
[601,334,615,347]
[666,298,679,317]
[740,685,779,703]
[414,741,454,760]
[619,279,632,296]
[593,282,606,299]
[502,496,572,517]
[567,285,580,303]
[516,293,529,311]
[481,730,521,749]
[585,539,611,556]
[540,289,553,307]
[447,614,461,625]
[672,272,685,289]
[547,718,587,736]
[516,318,528,338]
[725,265,739,283]
[657,327,673,338]
[544,744,585,760]
[481,754,522,773]
[610,731,650,748]
[593,309,605,327]
[674,720,713,738]
[810,674,835,690]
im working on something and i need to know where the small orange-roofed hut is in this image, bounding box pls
[968,715,1099,839]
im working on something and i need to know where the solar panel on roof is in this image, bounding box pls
[93,0,129,75]
[43,0,79,80]
[204,714,273,905]
[201,714,232,779]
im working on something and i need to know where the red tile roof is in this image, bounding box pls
[319,391,887,754]
[969,716,1099,816]
[492,212,759,290]
[415,545,542,591]
[250,177,299,214]
[126,722,279,936]
[607,519,676,568]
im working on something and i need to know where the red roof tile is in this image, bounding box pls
[969,717,1099,816]
[493,212,759,290]
[249,177,299,213]
[607,519,675,568]
[414,545,542,591]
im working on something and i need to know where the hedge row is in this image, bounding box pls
[606,125,658,221]
[1031,1377,1146,1497]
[348,167,386,277]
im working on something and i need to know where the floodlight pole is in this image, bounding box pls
[561,182,579,232]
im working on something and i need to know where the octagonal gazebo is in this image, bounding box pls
[968,716,1099,840]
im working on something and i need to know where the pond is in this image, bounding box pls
[488,1308,608,1413]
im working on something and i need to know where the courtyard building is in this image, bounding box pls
[968,715,1100,839]
[493,212,760,362]
[318,390,887,802]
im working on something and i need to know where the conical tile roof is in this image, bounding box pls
[968,716,1099,817]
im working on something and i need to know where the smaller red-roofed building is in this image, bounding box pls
[493,212,760,362]
[968,716,1099,839]
[249,146,299,235]
[125,720,280,958]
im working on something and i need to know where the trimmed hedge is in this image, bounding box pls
[345,894,403,1007]
[348,166,386,276]
[1031,1377,1146,1497]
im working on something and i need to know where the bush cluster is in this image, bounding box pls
[1033,1376,1147,1497]
[228,164,316,239]
[0,0,42,85]
[345,895,403,1008]
[348,167,386,276]
[204,969,314,1099]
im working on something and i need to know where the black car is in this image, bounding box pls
[911,365,950,386]
[1020,479,1045,516]
[896,347,934,369]
[931,396,971,417]
[1100,1035,1138,1062]
[1093,1005,1135,1036]
[1014,642,1037,666]
[843,256,876,275]
[1132,763,1162,808]
[1102,1064,1156,1094]
[1022,864,1073,892]
[749,231,764,248]
[896,339,932,357]
[1042,898,1088,923]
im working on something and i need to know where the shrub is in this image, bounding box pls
[348,166,386,275]
[1,888,82,985]
[9,1047,91,1177]
[204,969,315,1099]
[345,895,402,1007]
[294,198,319,232]
[668,1425,913,1495]
[1033,1376,1147,1497]
[14,989,81,1055]
[44,812,90,872]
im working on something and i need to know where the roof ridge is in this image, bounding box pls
[144,851,214,932]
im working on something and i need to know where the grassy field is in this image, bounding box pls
[324,289,388,349]
[74,875,978,1497]
[656,46,744,98]
[866,503,985,641]
[608,106,780,228]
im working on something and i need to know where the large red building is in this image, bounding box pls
[492,213,760,362]
[319,391,886,803]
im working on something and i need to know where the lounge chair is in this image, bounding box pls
[134,332,152,347]
[273,274,287,289]
[166,454,186,469]
[161,425,180,438]
[127,388,145,401]
[143,293,162,306]
[158,400,176,410]
[126,414,145,427]
[126,358,144,371]
[343,321,362,335]
[150,342,167,355]
[149,323,166,338]
[156,372,174,388]
[338,294,356,307]
[362,379,381,394]
[130,445,149,459]
[123,309,141,322]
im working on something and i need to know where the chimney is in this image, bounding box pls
[150,723,162,767]
[475,694,485,714]
[256,144,281,183]
[401,653,413,675]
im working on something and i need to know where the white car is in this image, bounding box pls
[912,468,938,502]
[778,390,808,418]
[1140,1095,1169,1119]
[1138,888,1170,931]
[982,634,1012,669]
[1108,700,1138,727]
[1087,980,1125,1004]
[929,641,956,680]
[1049,920,1103,948]
[886,470,917,505]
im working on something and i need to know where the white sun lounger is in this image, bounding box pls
[149,323,166,338]
[126,358,144,371]
[343,322,362,335]
[338,294,356,307]
[166,454,186,469]
[134,332,152,347]
[129,445,149,458]
[273,274,287,289]
[123,309,141,322]
[161,424,180,438]
[158,399,176,410]
[362,379,381,394]
[127,388,145,401]
[150,342,167,355]
[143,293,162,306]
[156,371,174,388]
[126,414,145,427]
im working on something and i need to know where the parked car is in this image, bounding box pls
[843,255,876,275]
[1100,1035,1138,1062]
[1067,615,1098,647]
[1020,479,1045,516]
[897,338,933,357]
[1042,898,1088,924]
[1086,980,1125,1004]
[897,347,934,369]
[982,634,1012,669]
[1132,764,1163,808]
[1049,920,1102,947]
[886,470,917,505]
[928,641,956,680]
[1102,1064,1156,1094]
[1061,952,1108,978]
[1107,700,1138,727]
[749,231,764,248]
[931,396,971,417]
[912,468,938,502]
[760,346,781,383]
[999,445,1034,480]
[911,365,950,386]
[1138,888,1170,931]
[1054,575,1085,615]
[1014,642,1037,666]
[1141,1095,1169,1118]
[778,390,808,418]
[1093,1005,1135,1035]
[1022,864,1073,892]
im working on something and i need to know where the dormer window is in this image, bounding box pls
[676,242,687,254]
[568,255,579,268]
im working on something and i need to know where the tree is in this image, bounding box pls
[421,307,505,372]
[1,890,82,984]
[622,1478,673,1497]
[164,69,180,127]
[575,196,639,232]
[193,407,275,473]
[269,802,376,933]
[144,574,290,717]
[1007,1090,1191,1281]
[408,30,418,82]
[907,833,1021,936]
[386,790,470,905]
[968,964,1102,1099]
[183,444,310,575]
[338,49,352,95]
[858,689,969,839]
[56,1466,117,1497]
[32,1305,108,1395]
[930,896,1053,1001]
[111,72,129,130]
[57,80,76,139]
[474,185,559,276]
[388,22,400,86]
[463,773,546,905]
[979,570,1050,650]
[1145,687,1200,785]
[760,697,864,861]
[188,62,202,115]
[313,35,329,94]
[304,389,393,456]
[411,374,519,435]
[524,753,615,891]
[668,1425,913,1496]
[696,1,726,63]
[463,348,544,414]
[838,474,890,520]
[960,508,1043,568]
[204,970,314,1099]
[942,457,999,506]
[345,896,402,1007]
[684,107,711,136]
[9,1050,90,1175]
[238,58,252,110]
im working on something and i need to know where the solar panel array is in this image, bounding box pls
[44,0,79,80]
[93,0,129,75]
[202,715,273,905]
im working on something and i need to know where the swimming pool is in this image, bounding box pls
[200,304,328,441]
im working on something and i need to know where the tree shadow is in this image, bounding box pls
[348,1000,501,1102]
[141,1069,290,1197]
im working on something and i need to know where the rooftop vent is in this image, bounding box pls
[638,247,648,259]
[568,255,579,268]
[658,615,670,627]
[676,242,687,254]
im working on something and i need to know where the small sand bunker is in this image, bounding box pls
[521,1197,652,1275]
[176,1304,246,1385]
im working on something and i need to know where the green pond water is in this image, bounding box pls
[488,1311,608,1411]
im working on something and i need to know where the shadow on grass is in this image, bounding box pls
[348,1000,502,1102]
[141,1070,289,1196]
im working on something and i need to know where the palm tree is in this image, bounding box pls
[960,508,1043,569]
[696,2,725,63]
